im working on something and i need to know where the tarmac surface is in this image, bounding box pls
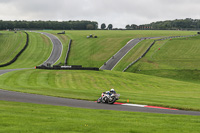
[1,34,200,116]
[0,68,26,75]
[100,38,141,70]
[0,89,200,116]
[38,32,63,66]
[100,37,159,70]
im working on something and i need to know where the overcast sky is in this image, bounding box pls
[1,0,200,28]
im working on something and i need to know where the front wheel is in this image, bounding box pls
[97,97,102,103]
[108,96,116,104]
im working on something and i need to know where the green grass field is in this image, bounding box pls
[126,35,200,82]
[1,30,200,132]
[0,31,26,65]
[0,31,52,69]
[0,101,199,133]
[0,69,200,111]
[44,30,196,67]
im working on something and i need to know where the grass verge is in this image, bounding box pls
[0,101,200,133]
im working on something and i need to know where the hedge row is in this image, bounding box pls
[64,39,72,65]
[36,65,99,71]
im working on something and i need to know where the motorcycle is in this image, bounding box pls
[97,91,120,104]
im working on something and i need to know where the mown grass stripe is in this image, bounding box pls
[0,32,52,69]
[0,69,199,111]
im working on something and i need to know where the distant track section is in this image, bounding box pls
[100,37,159,70]
[123,35,197,72]
[100,39,141,70]
[37,32,63,66]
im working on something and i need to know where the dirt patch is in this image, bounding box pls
[59,35,68,42]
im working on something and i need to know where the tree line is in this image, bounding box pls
[126,18,200,30]
[0,20,98,30]
[100,23,113,30]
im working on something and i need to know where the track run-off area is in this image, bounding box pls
[0,32,200,116]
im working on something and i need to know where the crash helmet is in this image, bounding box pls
[110,88,115,92]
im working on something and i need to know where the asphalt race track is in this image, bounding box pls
[100,38,141,70]
[0,68,28,75]
[1,34,200,116]
[0,89,200,116]
[38,32,63,66]
[100,37,160,70]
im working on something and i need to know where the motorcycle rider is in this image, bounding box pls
[104,89,116,97]
[110,88,116,94]
[97,88,119,104]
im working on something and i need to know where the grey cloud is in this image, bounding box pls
[1,0,200,28]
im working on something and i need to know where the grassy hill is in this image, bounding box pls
[0,31,26,65]
[0,30,199,111]
[0,30,197,69]
[1,30,200,132]
[126,35,200,83]
[0,31,52,69]
[44,30,196,67]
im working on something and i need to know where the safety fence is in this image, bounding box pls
[64,39,72,65]
[123,34,198,72]
[0,32,29,67]
[36,65,99,71]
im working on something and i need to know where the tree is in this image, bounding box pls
[101,23,106,29]
[107,24,113,30]
[131,24,137,29]
[125,24,131,29]
[86,24,94,30]
[0,20,98,30]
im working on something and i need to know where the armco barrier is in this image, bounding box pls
[123,34,198,72]
[64,39,72,65]
[0,32,29,67]
[36,65,99,71]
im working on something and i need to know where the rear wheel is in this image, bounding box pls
[108,96,116,104]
